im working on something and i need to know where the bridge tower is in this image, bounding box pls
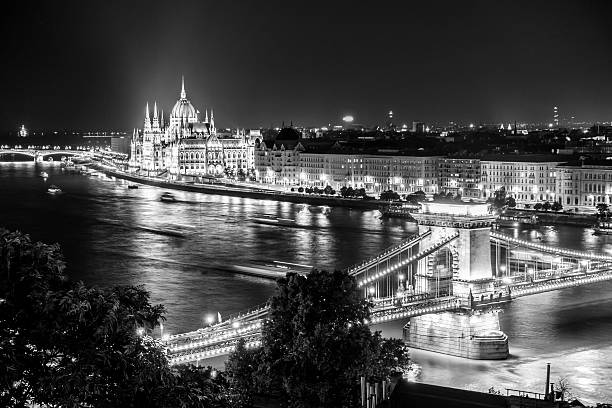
[412,202,497,301]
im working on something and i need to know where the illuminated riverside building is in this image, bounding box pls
[555,161,612,207]
[129,78,256,177]
[480,155,562,204]
[254,137,439,194]
[437,158,482,198]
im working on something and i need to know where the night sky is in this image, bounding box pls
[1,0,611,132]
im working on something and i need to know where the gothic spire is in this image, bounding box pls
[152,102,160,130]
[144,102,151,131]
[181,75,186,99]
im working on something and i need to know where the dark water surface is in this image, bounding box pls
[2,162,611,404]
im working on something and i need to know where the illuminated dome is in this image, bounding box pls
[170,77,198,124]
[171,98,197,120]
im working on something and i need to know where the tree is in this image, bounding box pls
[505,197,516,208]
[551,201,563,212]
[413,190,426,201]
[298,187,304,193]
[534,202,543,211]
[323,185,334,195]
[491,187,507,209]
[0,228,241,408]
[380,190,400,201]
[245,269,411,408]
[596,203,609,218]
[225,339,267,406]
[542,201,552,211]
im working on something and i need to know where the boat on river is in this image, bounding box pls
[496,213,539,228]
[160,192,177,202]
[40,171,49,178]
[250,215,296,226]
[127,184,139,189]
[593,219,612,235]
[228,260,312,279]
[47,185,62,194]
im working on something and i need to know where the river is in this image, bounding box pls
[1,162,611,404]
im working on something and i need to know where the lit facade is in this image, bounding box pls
[254,140,302,185]
[254,145,439,194]
[438,158,481,198]
[129,78,256,178]
[480,159,561,203]
[555,163,612,207]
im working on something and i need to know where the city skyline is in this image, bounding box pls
[2,0,612,132]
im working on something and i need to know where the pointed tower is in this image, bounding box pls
[181,75,186,99]
[152,102,160,131]
[210,109,215,130]
[205,109,209,123]
[144,102,151,132]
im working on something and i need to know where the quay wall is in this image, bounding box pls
[94,166,381,210]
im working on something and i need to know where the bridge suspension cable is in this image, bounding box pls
[357,232,459,287]
[491,231,612,262]
[347,230,431,276]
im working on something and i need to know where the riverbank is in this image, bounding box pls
[91,164,382,210]
[505,208,597,227]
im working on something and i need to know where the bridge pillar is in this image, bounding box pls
[412,202,498,301]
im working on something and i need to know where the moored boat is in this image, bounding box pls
[128,184,139,189]
[496,213,539,228]
[593,219,612,235]
[40,171,49,178]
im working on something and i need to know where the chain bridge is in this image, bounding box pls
[162,202,612,365]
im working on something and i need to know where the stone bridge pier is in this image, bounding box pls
[406,202,509,360]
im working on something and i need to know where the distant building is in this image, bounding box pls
[412,121,425,133]
[553,106,559,128]
[254,127,302,185]
[555,161,612,208]
[129,77,256,178]
[438,158,481,198]
[19,124,27,137]
[110,136,131,155]
[480,155,562,203]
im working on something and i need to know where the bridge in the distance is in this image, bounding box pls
[0,148,86,162]
[163,201,612,365]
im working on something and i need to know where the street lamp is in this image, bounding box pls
[205,314,216,326]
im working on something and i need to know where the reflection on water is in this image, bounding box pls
[1,162,611,404]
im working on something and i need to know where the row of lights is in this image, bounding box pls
[513,270,612,297]
[169,322,263,353]
[492,232,612,262]
[370,301,457,324]
[169,340,262,365]
[358,233,458,287]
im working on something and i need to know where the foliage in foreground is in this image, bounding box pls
[0,228,241,407]
[226,269,411,408]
